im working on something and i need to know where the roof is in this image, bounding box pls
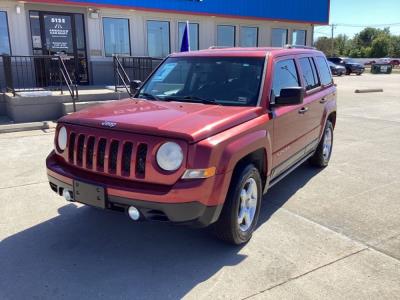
[169,47,324,58]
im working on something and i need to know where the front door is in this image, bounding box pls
[29,11,89,85]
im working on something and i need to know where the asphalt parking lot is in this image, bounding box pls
[1,73,399,299]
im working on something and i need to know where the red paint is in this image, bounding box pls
[47,47,337,223]
[25,0,329,25]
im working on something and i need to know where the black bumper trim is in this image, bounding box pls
[48,175,223,228]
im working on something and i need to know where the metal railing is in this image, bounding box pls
[0,54,79,110]
[113,56,162,96]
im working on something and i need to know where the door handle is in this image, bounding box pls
[298,107,309,114]
[320,98,328,104]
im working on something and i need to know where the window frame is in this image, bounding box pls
[271,28,288,47]
[146,19,171,58]
[102,16,131,57]
[297,55,322,93]
[177,21,200,51]
[270,56,301,101]
[0,10,12,55]
[216,24,236,47]
[292,29,307,46]
[239,26,259,47]
[314,56,334,87]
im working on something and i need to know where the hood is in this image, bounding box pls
[60,98,263,143]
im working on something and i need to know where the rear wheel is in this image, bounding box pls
[214,164,262,245]
[309,120,334,168]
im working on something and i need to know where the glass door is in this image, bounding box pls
[29,11,89,85]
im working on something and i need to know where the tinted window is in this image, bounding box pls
[139,57,264,106]
[299,57,319,90]
[271,28,288,47]
[315,56,333,85]
[240,26,258,47]
[178,22,199,51]
[147,20,170,58]
[272,59,300,97]
[0,11,10,55]
[217,25,235,47]
[103,18,130,56]
[292,30,307,46]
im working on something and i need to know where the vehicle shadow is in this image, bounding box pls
[0,164,321,300]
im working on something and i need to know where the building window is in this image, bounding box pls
[178,22,199,51]
[292,30,307,46]
[271,28,288,47]
[147,20,170,58]
[240,26,258,47]
[0,11,11,55]
[103,17,131,56]
[217,25,235,47]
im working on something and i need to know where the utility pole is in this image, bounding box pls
[331,24,336,56]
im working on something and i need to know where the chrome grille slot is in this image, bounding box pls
[109,140,119,173]
[68,132,76,162]
[97,138,107,171]
[77,135,85,166]
[122,142,133,176]
[136,143,147,176]
[86,137,95,169]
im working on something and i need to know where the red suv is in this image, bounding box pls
[47,47,337,244]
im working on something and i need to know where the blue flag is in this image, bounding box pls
[180,21,190,52]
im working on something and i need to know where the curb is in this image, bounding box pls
[355,89,384,93]
[0,121,52,134]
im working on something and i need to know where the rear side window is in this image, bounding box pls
[315,56,333,86]
[299,57,320,90]
[272,59,300,97]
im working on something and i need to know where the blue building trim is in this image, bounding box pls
[38,0,330,24]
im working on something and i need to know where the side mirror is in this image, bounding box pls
[130,80,142,95]
[273,87,305,106]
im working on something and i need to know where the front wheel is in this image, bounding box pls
[214,164,262,245]
[309,120,334,168]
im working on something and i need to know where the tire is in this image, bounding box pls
[214,164,262,245]
[309,120,334,168]
[356,72,362,76]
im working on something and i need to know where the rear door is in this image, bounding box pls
[296,55,324,149]
[270,56,310,177]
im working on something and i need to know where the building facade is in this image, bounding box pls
[0,0,330,85]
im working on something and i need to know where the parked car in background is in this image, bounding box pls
[328,61,346,76]
[46,47,337,245]
[327,57,365,75]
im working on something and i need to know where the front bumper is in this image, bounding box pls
[47,151,229,227]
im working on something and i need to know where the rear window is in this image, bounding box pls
[272,59,300,97]
[299,57,320,90]
[315,56,333,86]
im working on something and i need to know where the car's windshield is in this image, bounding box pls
[138,57,265,106]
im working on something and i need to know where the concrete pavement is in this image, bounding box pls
[0,73,399,299]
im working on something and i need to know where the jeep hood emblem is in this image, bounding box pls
[101,121,117,128]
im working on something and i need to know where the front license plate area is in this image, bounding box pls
[74,181,105,209]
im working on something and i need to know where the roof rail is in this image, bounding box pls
[208,46,231,49]
[284,44,316,50]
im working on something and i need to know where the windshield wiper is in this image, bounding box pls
[181,95,220,105]
[138,92,160,101]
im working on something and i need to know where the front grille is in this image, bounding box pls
[67,132,148,179]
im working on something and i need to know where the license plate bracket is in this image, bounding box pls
[74,180,106,209]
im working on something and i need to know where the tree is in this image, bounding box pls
[370,35,391,58]
[389,36,400,57]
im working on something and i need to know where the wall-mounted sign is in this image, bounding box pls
[44,14,73,54]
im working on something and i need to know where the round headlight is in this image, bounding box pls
[156,142,183,171]
[57,126,67,151]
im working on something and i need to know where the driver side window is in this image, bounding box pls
[272,59,300,97]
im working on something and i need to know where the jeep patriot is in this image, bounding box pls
[47,47,337,244]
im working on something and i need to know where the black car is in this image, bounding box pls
[328,61,346,76]
[327,57,365,75]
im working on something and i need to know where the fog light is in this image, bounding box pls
[63,189,73,202]
[128,206,140,221]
